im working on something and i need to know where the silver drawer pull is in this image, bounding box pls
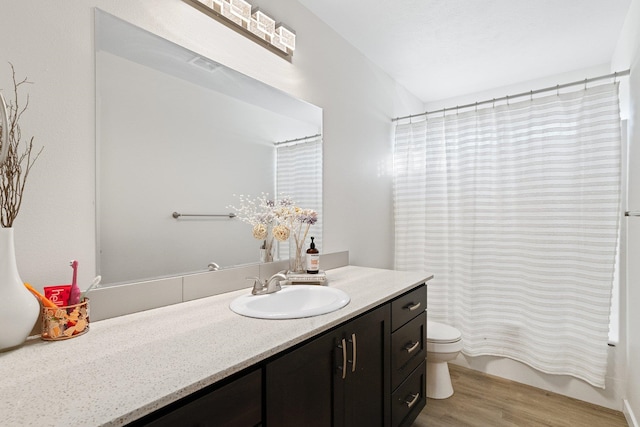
[404,392,420,408]
[348,333,357,372]
[338,338,347,380]
[404,341,420,353]
[404,301,421,311]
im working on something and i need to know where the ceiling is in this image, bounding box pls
[298,0,632,103]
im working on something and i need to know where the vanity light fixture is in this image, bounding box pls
[275,23,295,51]
[250,7,276,42]
[185,0,296,61]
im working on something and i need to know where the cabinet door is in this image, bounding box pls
[265,331,337,427]
[266,305,391,427]
[138,368,262,427]
[340,305,391,427]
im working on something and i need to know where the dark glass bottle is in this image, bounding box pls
[306,237,320,274]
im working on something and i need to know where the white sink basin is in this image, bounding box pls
[230,285,350,319]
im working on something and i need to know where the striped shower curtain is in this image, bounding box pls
[276,136,323,259]
[393,83,621,387]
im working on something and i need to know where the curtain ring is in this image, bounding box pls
[456,105,459,115]
[584,78,588,91]
[506,95,509,106]
[614,71,618,83]
[530,90,533,102]
[475,102,478,112]
[492,98,496,108]
[556,84,560,96]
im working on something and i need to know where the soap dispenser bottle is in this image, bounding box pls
[306,237,320,274]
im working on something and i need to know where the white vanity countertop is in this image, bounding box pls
[0,266,431,427]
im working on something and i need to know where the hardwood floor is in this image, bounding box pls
[412,364,627,427]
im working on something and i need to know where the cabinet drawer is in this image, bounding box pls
[391,284,426,332]
[391,311,426,390]
[391,360,426,427]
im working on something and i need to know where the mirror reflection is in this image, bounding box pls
[95,10,323,285]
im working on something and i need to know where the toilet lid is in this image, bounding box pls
[427,320,462,343]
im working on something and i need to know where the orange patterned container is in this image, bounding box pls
[41,299,89,340]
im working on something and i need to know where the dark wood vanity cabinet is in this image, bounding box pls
[128,283,427,427]
[266,304,391,427]
[266,284,427,427]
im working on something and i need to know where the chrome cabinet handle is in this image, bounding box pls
[404,392,420,408]
[338,338,347,380]
[404,340,420,353]
[404,301,421,311]
[348,333,357,372]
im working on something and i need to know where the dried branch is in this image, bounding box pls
[0,63,43,227]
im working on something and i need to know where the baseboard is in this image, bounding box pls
[624,399,639,427]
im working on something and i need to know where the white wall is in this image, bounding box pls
[0,0,422,289]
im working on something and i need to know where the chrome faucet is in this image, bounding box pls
[247,272,288,295]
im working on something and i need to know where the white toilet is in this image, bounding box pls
[426,320,463,399]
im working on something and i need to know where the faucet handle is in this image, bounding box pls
[247,276,265,295]
[270,272,288,282]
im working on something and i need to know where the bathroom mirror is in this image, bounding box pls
[95,10,322,285]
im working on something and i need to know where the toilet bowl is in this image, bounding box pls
[426,320,463,399]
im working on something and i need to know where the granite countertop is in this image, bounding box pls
[0,265,431,427]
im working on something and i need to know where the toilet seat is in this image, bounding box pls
[427,320,461,344]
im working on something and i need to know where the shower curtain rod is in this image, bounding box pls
[392,69,631,122]
[273,133,321,146]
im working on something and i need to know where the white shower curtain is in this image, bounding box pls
[393,83,621,387]
[276,137,323,259]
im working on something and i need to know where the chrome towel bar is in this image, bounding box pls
[625,211,640,217]
[172,212,236,219]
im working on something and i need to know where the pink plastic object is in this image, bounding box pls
[68,260,81,305]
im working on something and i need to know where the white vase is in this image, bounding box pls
[0,227,39,351]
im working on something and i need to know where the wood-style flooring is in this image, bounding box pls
[412,364,627,427]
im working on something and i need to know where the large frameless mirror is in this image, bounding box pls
[95,9,322,285]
